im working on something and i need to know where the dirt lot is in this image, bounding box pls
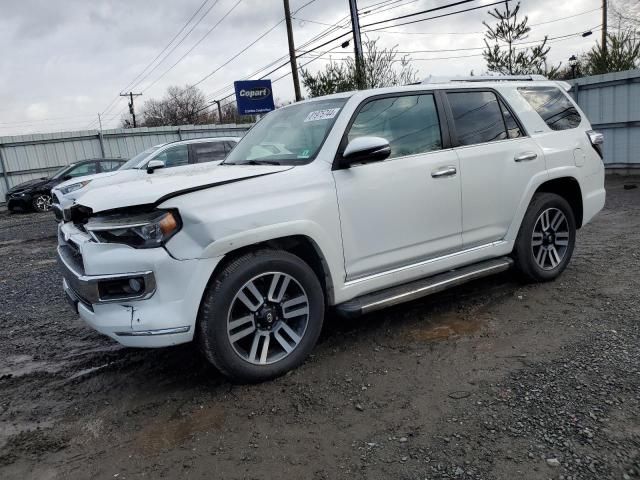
[0,175,639,480]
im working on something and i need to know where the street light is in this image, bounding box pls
[569,55,578,79]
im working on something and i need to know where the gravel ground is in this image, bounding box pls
[0,175,638,480]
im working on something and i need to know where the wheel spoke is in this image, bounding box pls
[282,295,309,319]
[259,334,270,364]
[228,315,254,332]
[540,210,550,231]
[267,274,290,303]
[274,330,294,353]
[532,231,544,246]
[278,322,302,345]
[248,334,262,363]
[548,246,561,268]
[550,210,564,231]
[229,323,256,344]
[237,281,263,312]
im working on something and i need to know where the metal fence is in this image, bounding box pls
[568,69,640,170]
[0,123,252,207]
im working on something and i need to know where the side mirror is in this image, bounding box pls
[146,159,165,174]
[63,174,72,181]
[341,136,391,168]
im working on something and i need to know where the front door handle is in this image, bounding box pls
[431,166,457,178]
[514,152,538,162]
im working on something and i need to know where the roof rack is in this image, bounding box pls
[421,74,548,84]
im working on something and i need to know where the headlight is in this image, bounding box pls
[59,180,91,195]
[85,209,181,248]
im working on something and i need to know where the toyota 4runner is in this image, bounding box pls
[56,76,606,382]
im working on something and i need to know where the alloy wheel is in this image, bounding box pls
[35,194,53,212]
[227,272,310,365]
[531,207,570,270]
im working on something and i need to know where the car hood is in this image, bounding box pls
[8,177,49,193]
[74,164,294,213]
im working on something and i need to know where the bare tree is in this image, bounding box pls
[140,85,215,127]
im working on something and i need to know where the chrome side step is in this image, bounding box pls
[336,257,513,317]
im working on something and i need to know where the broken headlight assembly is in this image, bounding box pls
[85,209,181,248]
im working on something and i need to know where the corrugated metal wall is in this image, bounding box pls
[0,124,251,206]
[568,69,640,168]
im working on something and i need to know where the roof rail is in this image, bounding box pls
[421,74,548,84]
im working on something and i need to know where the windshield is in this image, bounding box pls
[223,98,347,166]
[119,146,162,170]
[51,164,74,179]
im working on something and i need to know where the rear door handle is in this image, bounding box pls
[514,152,538,162]
[431,166,457,178]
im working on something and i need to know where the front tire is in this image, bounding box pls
[513,193,576,282]
[198,249,325,383]
[32,193,53,212]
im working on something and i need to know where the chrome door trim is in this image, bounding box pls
[344,240,508,286]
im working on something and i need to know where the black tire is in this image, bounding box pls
[32,193,53,212]
[513,192,576,282]
[198,249,325,383]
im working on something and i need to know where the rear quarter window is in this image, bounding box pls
[518,86,581,131]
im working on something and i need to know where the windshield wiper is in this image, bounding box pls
[225,159,282,166]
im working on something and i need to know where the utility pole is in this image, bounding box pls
[120,92,142,128]
[348,0,365,89]
[97,113,105,158]
[213,100,223,124]
[283,0,302,101]
[602,0,608,59]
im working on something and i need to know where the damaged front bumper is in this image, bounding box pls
[57,222,221,348]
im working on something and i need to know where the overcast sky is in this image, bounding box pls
[0,0,613,135]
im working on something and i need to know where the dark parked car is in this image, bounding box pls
[5,158,125,213]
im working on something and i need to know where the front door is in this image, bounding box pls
[333,93,463,281]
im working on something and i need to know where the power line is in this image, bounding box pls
[121,0,211,93]
[94,0,218,123]
[140,0,243,93]
[362,0,510,32]
[361,0,478,29]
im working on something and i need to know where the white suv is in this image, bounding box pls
[56,77,605,382]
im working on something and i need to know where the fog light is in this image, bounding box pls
[128,278,143,293]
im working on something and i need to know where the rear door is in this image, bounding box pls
[444,89,545,248]
[333,92,463,281]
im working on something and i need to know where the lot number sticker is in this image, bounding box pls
[304,108,340,122]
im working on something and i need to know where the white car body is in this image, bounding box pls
[56,79,605,355]
[52,136,240,209]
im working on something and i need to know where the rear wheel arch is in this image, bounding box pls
[534,177,583,228]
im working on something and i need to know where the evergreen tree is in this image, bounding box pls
[483,2,559,77]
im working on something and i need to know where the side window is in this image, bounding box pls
[67,162,98,178]
[152,144,189,168]
[346,94,442,159]
[499,98,523,138]
[447,91,508,146]
[192,142,227,164]
[518,86,581,131]
[100,160,122,172]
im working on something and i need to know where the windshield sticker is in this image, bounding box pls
[298,149,311,158]
[304,108,341,122]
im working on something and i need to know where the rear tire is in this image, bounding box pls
[513,193,576,282]
[198,249,324,383]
